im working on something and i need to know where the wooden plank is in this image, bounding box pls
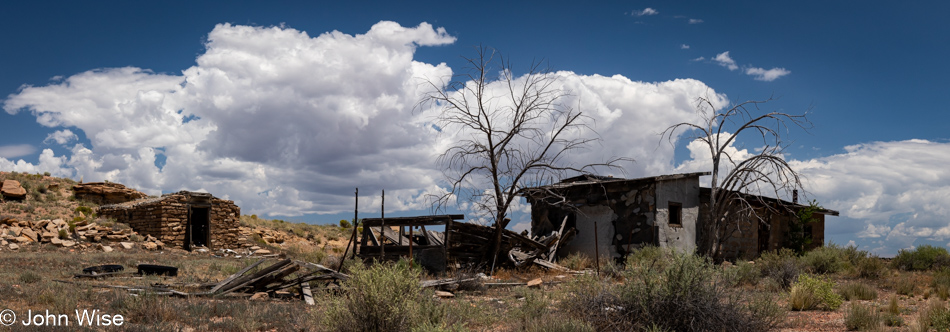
[301,282,315,306]
[209,259,266,294]
[215,259,293,296]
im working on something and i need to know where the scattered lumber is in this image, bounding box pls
[61,259,348,304]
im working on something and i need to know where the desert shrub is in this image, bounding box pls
[339,219,352,228]
[855,255,885,279]
[803,245,848,274]
[283,242,327,264]
[892,245,950,271]
[569,248,781,332]
[523,317,596,332]
[932,269,950,300]
[58,229,69,239]
[728,260,761,287]
[894,276,916,296]
[19,271,41,284]
[324,260,445,332]
[74,205,94,217]
[512,287,550,329]
[789,274,842,311]
[559,252,592,271]
[844,303,881,331]
[839,282,878,301]
[919,300,950,332]
[883,313,903,327]
[758,248,802,289]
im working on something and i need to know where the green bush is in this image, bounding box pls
[339,219,352,228]
[567,247,781,332]
[728,260,761,287]
[894,276,916,296]
[855,255,885,279]
[559,252,592,271]
[892,245,950,271]
[839,282,878,301]
[324,260,445,332]
[803,245,847,274]
[844,303,881,331]
[789,274,842,311]
[758,248,802,289]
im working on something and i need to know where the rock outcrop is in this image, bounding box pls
[72,182,148,205]
[1,180,27,200]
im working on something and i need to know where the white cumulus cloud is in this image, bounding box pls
[633,8,659,16]
[745,67,791,82]
[43,129,78,145]
[713,51,739,71]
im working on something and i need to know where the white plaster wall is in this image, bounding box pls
[655,178,701,253]
[562,205,619,259]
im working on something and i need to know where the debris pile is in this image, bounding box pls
[59,259,347,305]
[355,214,571,272]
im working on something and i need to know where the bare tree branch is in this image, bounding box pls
[659,94,811,259]
[418,46,628,271]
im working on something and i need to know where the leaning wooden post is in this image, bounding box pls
[351,187,359,259]
[594,220,600,275]
[380,190,385,261]
[338,188,359,271]
[409,224,414,268]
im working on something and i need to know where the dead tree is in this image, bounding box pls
[661,96,811,259]
[420,46,623,272]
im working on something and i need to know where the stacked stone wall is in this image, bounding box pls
[209,197,240,248]
[97,192,241,249]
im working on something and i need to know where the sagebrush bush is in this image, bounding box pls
[324,260,445,332]
[839,282,878,301]
[803,245,847,274]
[758,248,802,289]
[566,247,781,332]
[855,255,885,279]
[789,274,842,311]
[844,303,881,331]
[559,253,592,271]
[892,245,950,271]
[894,276,916,296]
[728,260,761,287]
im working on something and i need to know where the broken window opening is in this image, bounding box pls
[668,202,683,227]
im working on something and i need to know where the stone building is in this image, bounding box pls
[702,188,838,259]
[521,172,838,260]
[98,191,240,250]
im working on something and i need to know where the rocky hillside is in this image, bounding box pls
[0,172,348,261]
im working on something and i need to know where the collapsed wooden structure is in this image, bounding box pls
[59,259,347,305]
[355,214,568,271]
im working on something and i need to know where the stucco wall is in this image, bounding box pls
[562,205,619,259]
[655,177,700,253]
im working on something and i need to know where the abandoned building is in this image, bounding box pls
[355,214,561,272]
[98,191,241,250]
[521,172,839,261]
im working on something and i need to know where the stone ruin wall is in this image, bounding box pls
[98,194,241,249]
[530,181,658,258]
[208,197,241,248]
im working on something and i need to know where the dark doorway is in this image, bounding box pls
[189,207,210,249]
[757,219,770,254]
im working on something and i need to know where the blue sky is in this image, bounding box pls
[1,1,948,256]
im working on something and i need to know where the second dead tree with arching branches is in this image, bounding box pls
[661,96,812,260]
[420,47,624,272]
